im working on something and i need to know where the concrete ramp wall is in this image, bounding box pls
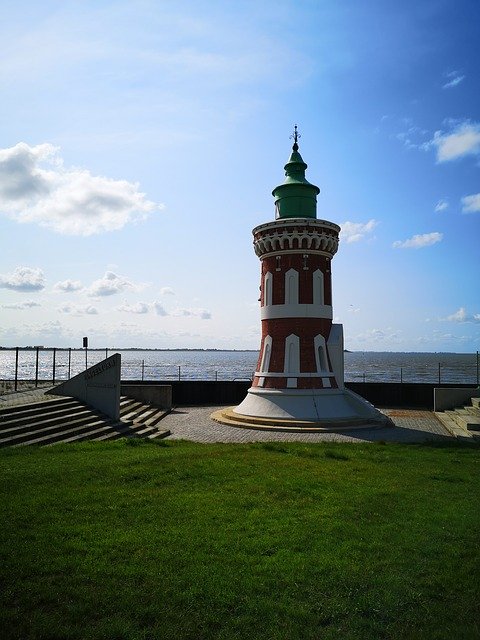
[120,384,172,410]
[47,354,121,420]
[434,386,480,412]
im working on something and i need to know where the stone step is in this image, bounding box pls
[119,399,169,427]
[455,408,474,416]
[42,420,167,445]
[452,408,480,429]
[119,401,146,420]
[0,403,96,431]
[126,423,161,438]
[146,428,171,440]
[119,398,138,408]
[85,422,170,442]
[463,416,480,431]
[471,397,480,409]
[44,423,125,445]
[126,406,159,423]
[444,410,466,429]
[129,405,169,425]
[6,417,117,448]
[0,396,121,447]
[434,412,474,439]
[211,407,386,432]
[130,405,161,421]
[0,396,76,421]
[140,408,170,427]
[120,396,141,406]
[0,394,170,447]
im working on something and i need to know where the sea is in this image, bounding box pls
[0,349,478,385]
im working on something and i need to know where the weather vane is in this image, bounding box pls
[290,124,301,150]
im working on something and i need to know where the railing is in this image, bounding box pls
[0,348,256,393]
[0,348,479,394]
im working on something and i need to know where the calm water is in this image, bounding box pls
[0,349,478,385]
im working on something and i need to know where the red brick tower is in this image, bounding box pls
[251,216,341,393]
[213,128,390,429]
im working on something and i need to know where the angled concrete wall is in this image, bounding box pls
[47,354,121,419]
[120,384,172,409]
[434,387,480,412]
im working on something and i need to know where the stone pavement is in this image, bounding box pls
[0,387,453,444]
[164,406,452,443]
[0,385,54,408]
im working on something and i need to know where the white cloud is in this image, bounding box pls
[461,193,480,213]
[172,307,212,319]
[0,266,45,291]
[53,279,83,293]
[394,125,428,150]
[442,71,465,89]
[340,219,378,243]
[0,142,162,235]
[23,320,72,338]
[153,302,168,316]
[58,303,98,316]
[353,328,402,344]
[443,307,480,324]
[393,232,443,249]
[427,121,480,162]
[87,271,143,297]
[434,199,449,213]
[117,302,149,314]
[172,308,192,317]
[2,300,41,309]
[160,287,175,295]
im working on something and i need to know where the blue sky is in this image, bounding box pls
[0,0,479,351]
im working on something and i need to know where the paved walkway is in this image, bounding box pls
[0,388,452,443]
[164,406,452,443]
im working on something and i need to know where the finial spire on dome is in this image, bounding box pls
[290,124,301,151]
[272,124,320,219]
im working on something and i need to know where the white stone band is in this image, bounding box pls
[255,371,334,377]
[261,303,333,320]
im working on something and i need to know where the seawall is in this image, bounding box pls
[120,380,478,410]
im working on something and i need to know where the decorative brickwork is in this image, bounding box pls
[254,217,338,390]
[253,219,340,258]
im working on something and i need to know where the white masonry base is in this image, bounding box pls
[212,386,393,431]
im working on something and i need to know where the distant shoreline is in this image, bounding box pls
[0,347,259,353]
[0,347,474,355]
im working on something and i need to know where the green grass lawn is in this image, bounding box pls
[1,439,480,640]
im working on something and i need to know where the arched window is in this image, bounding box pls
[285,269,299,305]
[264,272,273,306]
[260,335,272,372]
[284,334,300,374]
[313,269,324,305]
[314,334,328,373]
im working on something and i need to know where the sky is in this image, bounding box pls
[0,0,479,352]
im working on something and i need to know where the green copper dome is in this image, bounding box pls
[272,129,320,220]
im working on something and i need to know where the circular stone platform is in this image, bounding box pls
[212,387,394,432]
[211,407,393,432]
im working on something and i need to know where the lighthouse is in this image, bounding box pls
[213,128,391,430]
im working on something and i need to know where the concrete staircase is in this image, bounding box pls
[435,396,480,439]
[0,395,170,448]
